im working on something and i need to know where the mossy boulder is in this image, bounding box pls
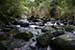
[36,33,53,48]
[0,42,7,50]
[7,39,26,50]
[0,32,9,41]
[50,38,68,50]
[15,32,32,41]
[64,25,75,32]
[52,30,65,37]
[51,38,75,50]
[8,29,17,37]
[50,29,75,50]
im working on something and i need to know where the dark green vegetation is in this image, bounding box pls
[0,0,75,22]
[0,0,75,50]
[0,42,7,50]
[15,32,32,41]
[0,32,9,41]
[36,33,53,48]
[50,38,75,50]
[36,26,75,50]
[64,25,75,32]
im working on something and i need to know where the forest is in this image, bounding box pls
[0,0,75,50]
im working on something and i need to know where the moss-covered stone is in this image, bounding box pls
[0,42,7,50]
[0,32,9,41]
[8,29,17,37]
[36,33,53,48]
[15,32,32,41]
[52,30,65,37]
[50,38,75,50]
[64,25,75,32]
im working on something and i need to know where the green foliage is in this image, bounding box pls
[0,0,25,24]
[57,0,75,18]
[0,0,75,21]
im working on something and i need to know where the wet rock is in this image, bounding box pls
[50,31,75,50]
[0,32,9,41]
[41,29,48,32]
[52,31,65,37]
[0,42,7,50]
[11,20,20,25]
[2,28,12,32]
[29,41,36,49]
[15,32,33,41]
[64,25,75,32]
[7,39,26,50]
[50,38,75,50]
[36,33,53,48]
[19,22,29,27]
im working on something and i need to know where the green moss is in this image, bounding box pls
[51,38,75,50]
[64,25,75,32]
[0,35,7,41]
[36,33,53,48]
[8,29,17,36]
[0,42,7,50]
[15,32,32,41]
[0,33,9,41]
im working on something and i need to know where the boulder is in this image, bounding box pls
[0,32,9,41]
[36,33,53,48]
[50,31,75,50]
[15,32,32,41]
[0,42,7,50]
[64,25,75,32]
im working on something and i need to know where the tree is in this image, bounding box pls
[0,0,25,24]
[57,0,75,19]
[50,0,57,18]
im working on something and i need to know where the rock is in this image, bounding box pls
[7,39,26,50]
[0,32,9,41]
[50,38,75,50]
[64,25,74,32]
[11,20,20,25]
[29,25,40,29]
[2,28,12,32]
[15,32,32,41]
[46,22,53,26]
[29,41,36,49]
[19,22,29,27]
[63,22,67,25]
[50,31,75,50]
[12,48,20,50]
[19,19,29,23]
[0,42,7,50]
[52,30,65,37]
[41,29,48,32]
[36,33,53,48]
